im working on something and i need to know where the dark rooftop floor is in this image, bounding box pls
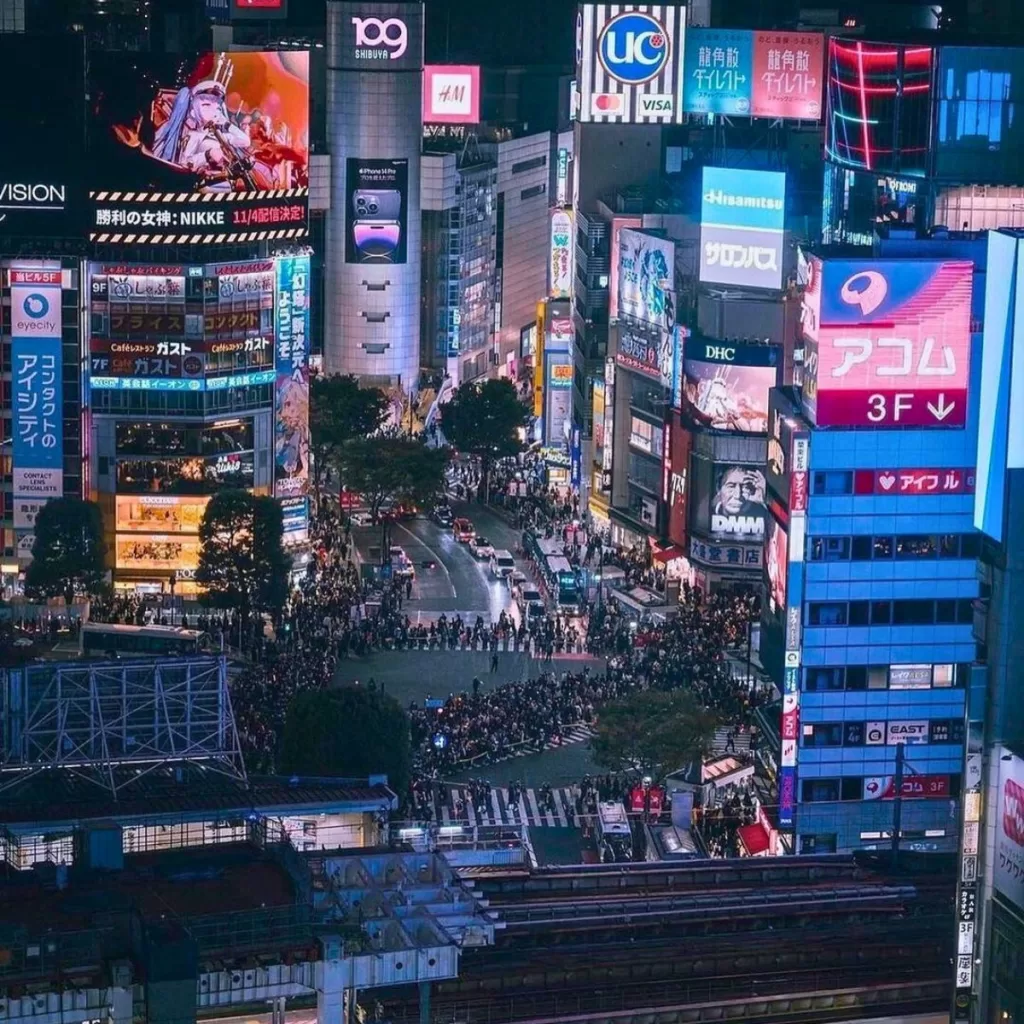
[0,764,397,827]
[0,842,296,934]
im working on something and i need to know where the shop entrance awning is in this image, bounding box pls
[737,821,771,856]
[649,540,686,564]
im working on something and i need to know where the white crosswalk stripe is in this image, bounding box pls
[442,785,581,828]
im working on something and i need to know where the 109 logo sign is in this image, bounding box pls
[598,12,670,84]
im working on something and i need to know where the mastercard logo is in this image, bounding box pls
[592,93,624,114]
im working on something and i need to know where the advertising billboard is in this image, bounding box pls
[709,465,766,540]
[609,216,644,320]
[854,467,976,495]
[751,31,824,120]
[683,29,753,115]
[618,229,675,329]
[115,496,210,533]
[682,337,779,433]
[232,0,288,18]
[550,209,573,300]
[0,35,86,238]
[345,159,409,264]
[423,65,480,124]
[88,51,309,244]
[995,751,1024,911]
[545,356,573,448]
[804,259,973,428]
[699,166,786,290]
[765,511,789,617]
[116,536,201,572]
[275,255,310,539]
[825,39,934,176]
[616,324,677,390]
[575,4,687,125]
[11,269,64,503]
[331,4,425,73]
[668,417,690,548]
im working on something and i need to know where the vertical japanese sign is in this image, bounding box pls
[274,255,310,541]
[751,32,823,119]
[11,269,64,508]
[683,29,753,115]
[550,209,573,299]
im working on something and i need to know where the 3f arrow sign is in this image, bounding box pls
[927,394,955,421]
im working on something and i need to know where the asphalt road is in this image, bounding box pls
[350,500,527,622]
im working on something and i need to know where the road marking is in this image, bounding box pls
[393,521,457,598]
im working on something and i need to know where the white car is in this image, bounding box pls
[507,569,528,594]
[470,536,493,559]
[389,545,415,579]
[518,587,543,611]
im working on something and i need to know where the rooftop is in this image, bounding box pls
[0,764,397,830]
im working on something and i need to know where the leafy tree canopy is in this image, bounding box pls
[196,489,289,616]
[24,497,107,607]
[281,687,412,796]
[440,378,526,467]
[337,434,450,520]
[591,689,719,782]
[310,374,389,478]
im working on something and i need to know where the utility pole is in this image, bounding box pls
[891,742,906,869]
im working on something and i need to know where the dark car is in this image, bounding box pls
[431,504,454,527]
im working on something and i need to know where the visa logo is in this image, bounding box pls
[639,94,673,114]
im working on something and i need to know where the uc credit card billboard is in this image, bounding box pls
[699,166,786,290]
[802,258,974,428]
[575,5,687,124]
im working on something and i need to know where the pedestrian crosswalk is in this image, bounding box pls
[456,723,595,769]
[440,784,581,829]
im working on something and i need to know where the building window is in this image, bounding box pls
[812,471,853,494]
[802,779,840,802]
[805,667,844,691]
[511,155,546,174]
[808,602,847,625]
[520,183,546,200]
[803,723,843,747]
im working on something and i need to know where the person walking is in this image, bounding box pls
[490,650,499,673]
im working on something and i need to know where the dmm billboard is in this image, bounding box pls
[699,166,786,290]
[803,259,973,428]
[575,5,687,125]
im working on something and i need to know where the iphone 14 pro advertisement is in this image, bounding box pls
[345,158,408,264]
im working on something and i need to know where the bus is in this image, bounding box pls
[79,623,215,659]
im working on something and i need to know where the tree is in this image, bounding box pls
[281,687,412,796]
[310,374,389,500]
[195,490,289,621]
[440,378,527,495]
[24,497,107,607]
[337,434,450,523]
[591,689,719,782]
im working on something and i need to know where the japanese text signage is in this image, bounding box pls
[699,166,786,291]
[11,269,64,503]
[575,4,687,125]
[616,325,676,391]
[550,209,573,299]
[995,753,1024,912]
[804,259,973,428]
[854,468,976,495]
[680,29,823,119]
[684,29,753,115]
[751,32,823,119]
[274,256,310,540]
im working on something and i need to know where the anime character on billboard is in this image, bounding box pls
[622,232,674,327]
[685,362,773,432]
[275,374,309,491]
[95,51,309,193]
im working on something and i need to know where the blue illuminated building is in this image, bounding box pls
[762,235,987,854]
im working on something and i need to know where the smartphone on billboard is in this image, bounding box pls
[352,189,403,222]
[352,221,402,261]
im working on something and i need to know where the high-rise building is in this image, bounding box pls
[762,244,983,852]
[324,0,424,390]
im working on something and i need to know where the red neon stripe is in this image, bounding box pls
[856,41,872,171]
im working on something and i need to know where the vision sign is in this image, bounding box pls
[803,259,973,428]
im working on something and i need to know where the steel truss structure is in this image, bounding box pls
[0,656,246,797]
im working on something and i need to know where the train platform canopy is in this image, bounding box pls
[0,763,398,832]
